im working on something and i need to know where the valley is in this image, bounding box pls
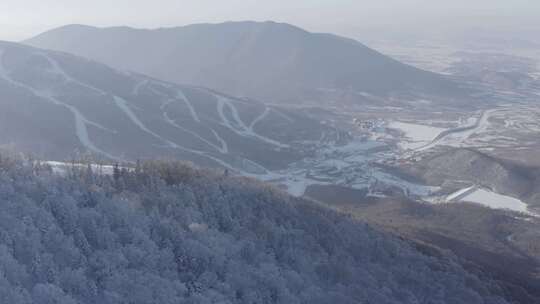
[260,40,540,216]
[1,18,540,303]
[3,38,539,217]
[263,101,540,214]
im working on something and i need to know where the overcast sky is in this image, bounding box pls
[1,0,539,41]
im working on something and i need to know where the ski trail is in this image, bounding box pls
[1,48,261,172]
[215,94,289,148]
[217,95,241,132]
[249,107,270,129]
[114,96,235,169]
[42,54,117,134]
[150,85,227,152]
[132,80,148,95]
[148,84,200,123]
[210,129,228,153]
[114,96,160,136]
[0,50,120,160]
[67,105,118,159]
[44,54,107,96]
[271,108,294,123]
[151,85,228,153]
[176,89,201,123]
[114,96,191,149]
[216,95,249,131]
[160,99,228,153]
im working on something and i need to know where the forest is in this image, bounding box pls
[0,155,508,303]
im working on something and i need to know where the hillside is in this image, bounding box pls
[26,21,468,104]
[0,41,337,173]
[305,189,540,303]
[407,148,540,208]
[0,156,510,303]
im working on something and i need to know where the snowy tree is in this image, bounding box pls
[0,156,510,303]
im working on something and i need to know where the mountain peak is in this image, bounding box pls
[26,21,466,104]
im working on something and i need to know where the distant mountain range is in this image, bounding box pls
[26,21,469,105]
[0,41,337,171]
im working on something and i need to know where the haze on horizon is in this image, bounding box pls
[1,0,539,42]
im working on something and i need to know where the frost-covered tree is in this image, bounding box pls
[0,156,509,303]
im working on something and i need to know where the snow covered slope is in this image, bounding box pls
[413,148,535,197]
[462,188,531,214]
[0,41,337,173]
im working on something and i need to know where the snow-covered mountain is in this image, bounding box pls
[0,157,510,303]
[0,41,338,172]
[26,21,469,104]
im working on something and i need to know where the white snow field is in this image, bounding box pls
[447,187,534,215]
[446,186,476,201]
[388,121,446,150]
[45,161,118,176]
[462,188,531,214]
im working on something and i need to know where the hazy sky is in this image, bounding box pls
[1,0,539,41]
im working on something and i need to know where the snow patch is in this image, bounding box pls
[461,188,532,215]
[388,121,445,150]
[447,186,535,216]
[45,161,118,176]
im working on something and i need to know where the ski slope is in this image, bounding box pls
[0,50,120,160]
[215,94,289,148]
[176,89,201,123]
[112,97,237,170]
[160,99,228,153]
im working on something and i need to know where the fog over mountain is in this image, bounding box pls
[26,21,467,104]
[1,1,540,303]
[2,0,540,43]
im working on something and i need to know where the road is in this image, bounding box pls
[416,109,498,151]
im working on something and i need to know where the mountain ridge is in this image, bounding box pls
[26,21,468,105]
